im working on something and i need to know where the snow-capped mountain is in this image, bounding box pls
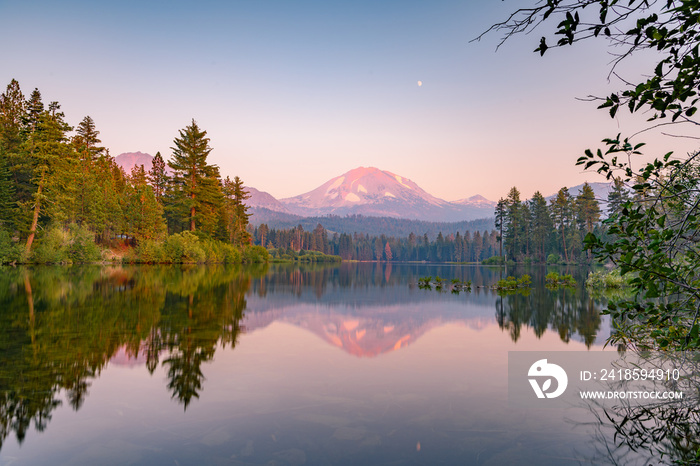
[280,167,492,221]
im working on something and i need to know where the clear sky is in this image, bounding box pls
[1,0,696,201]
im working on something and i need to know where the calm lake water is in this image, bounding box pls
[0,263,666,465]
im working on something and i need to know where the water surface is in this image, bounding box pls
[0,263,642,465]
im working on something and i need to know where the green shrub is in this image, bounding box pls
[130,235,244,264]
[221,243,241,263]
[67,223,101,262]
[545,271,559,284]
[32,224,101,264]
[586,269,628,289]
[32,227,70,263]
[546,254,560,265]
[199,239,222,263]
[134,239,166,263]
[546,271,576,287]
[165,231,206,263]
[481,256,504,265]
[242,245,269,263]
[518,274,532,286]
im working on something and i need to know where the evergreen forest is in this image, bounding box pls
[0,78,612,265]
[0,79,263,264]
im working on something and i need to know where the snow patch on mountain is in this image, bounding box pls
[327,176,344,193]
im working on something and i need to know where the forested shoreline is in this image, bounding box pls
[0,79,275,264]
[250,183,617,265]
[0,77,615,266]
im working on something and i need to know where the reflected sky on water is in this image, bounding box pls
[0,263,664,465]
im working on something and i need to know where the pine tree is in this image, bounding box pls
[24,89,44,135]
[0,81,33,208]
[231,176,251,246]
[503,187,524,261]
[0,79,26,156]
[312,223,326,253]
[221,176,251,246]
[148,151,167,202]
[529,191,552,262]
[123,165,165,241]
[72,116,105,160]
[0,153,15,230]
[576,182,601,234]
[22,102,73,253]
[550,187,573,263]
[167,120,222,233]
[494,198,506,260]
[384,241,393,261]
[374,237,383,261]
[607,177,630,219]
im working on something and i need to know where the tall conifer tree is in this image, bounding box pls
[576,183,601,234]
[167,120,222,233]
[24,89,44,135]
[72,116,105,160]
[222,176,251,246]
[607,177,630,219]
[148,151,167,202]
[529,191,552,262]
[23,102,73,253]
[550,187,573,263]
[0,79,26,156]
[0,154,14,230]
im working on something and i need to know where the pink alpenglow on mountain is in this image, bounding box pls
[281,167,459,220]
[278,167,495,222]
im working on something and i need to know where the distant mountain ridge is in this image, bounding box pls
[452,194,496,208]
[247,208,494,239]
[247,187,290,213]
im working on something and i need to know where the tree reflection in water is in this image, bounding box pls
[0,263,617,453]
[495,267,603,348]
[0,264,261,448]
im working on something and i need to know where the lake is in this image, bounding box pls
[0,263,669,465]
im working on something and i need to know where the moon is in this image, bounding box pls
[417,80,422,87]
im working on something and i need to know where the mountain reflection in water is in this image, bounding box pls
[0,263,609,459]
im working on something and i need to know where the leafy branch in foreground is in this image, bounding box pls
[580,144,700,349]
[483,1,700,349]
[477,0,700,124]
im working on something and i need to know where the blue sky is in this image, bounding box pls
[1,0,694,201]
